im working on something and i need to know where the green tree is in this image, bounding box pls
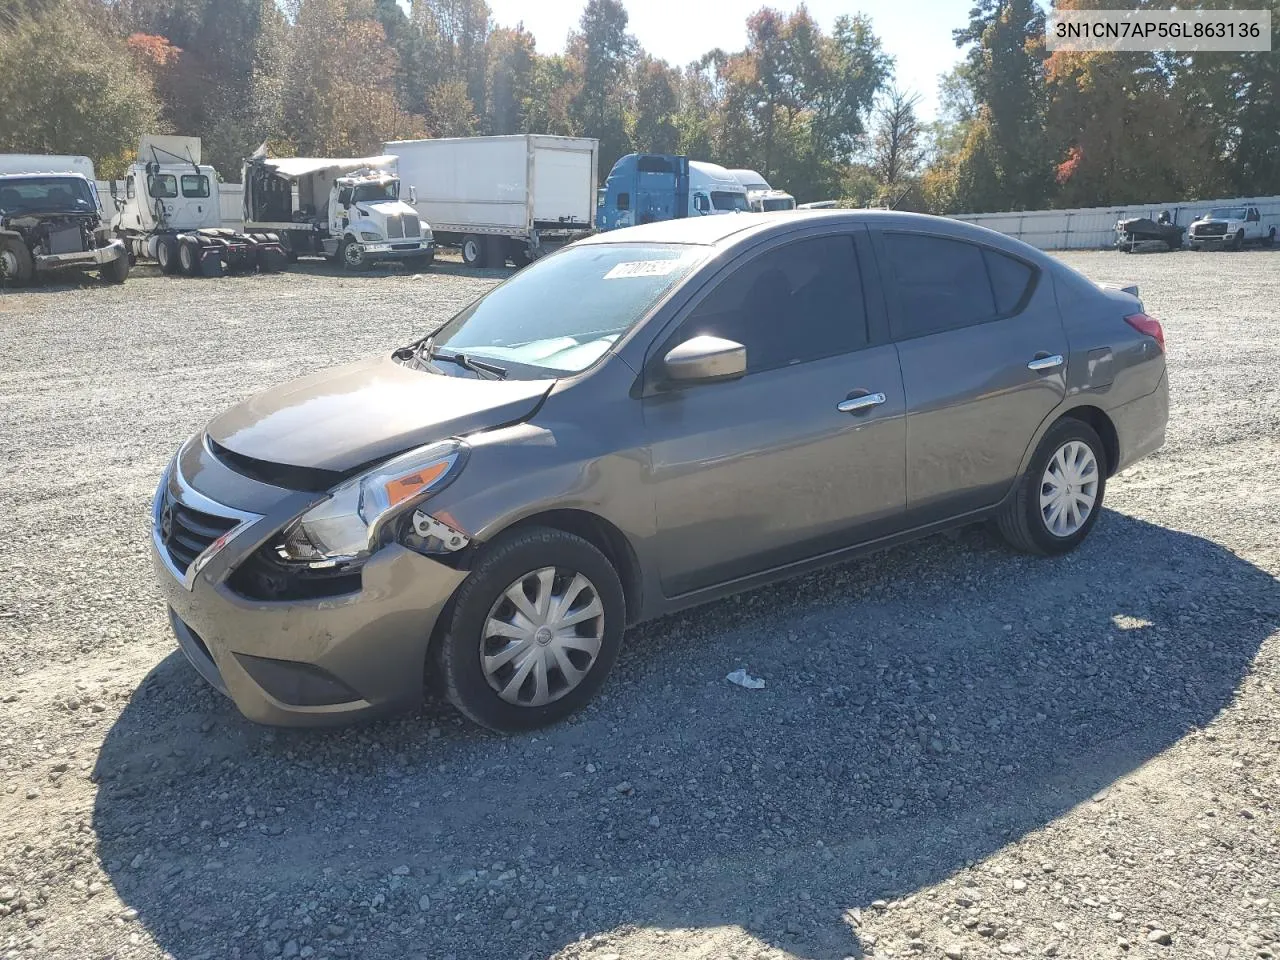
[568,0,636,173]
[485,24,536,134]
[630,57,681,153]
[0,0,161,177]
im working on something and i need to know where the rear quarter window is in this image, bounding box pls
[983,248,1036,314]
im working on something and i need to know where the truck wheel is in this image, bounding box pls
[485,236,507,268]
[1267,227,1276,247]
[279,231,300,263]
[258,247,286,274]
[1232,229,1245,251]
[461,235,487,268]
[405,252,434,272]
[178,238,201,277]
[101,252,129,285]
[0,238,34,285]
[509,241,532,269]
[339,237,370,271]
[156,236,179,274]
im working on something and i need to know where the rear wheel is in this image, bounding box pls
[508,239,532,268]
[461,234,487,268]
[178,238,200,276]
[156,236,179,274]
[278,231,301,262]
[0,238,34,285]
[996,418,1107,555]
[437,527,626,732]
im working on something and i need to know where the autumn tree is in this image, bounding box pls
[630,57,681,153]
[0,0,161,177]
[568,0,636,173]
[485,24,536,134]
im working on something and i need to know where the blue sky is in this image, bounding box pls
[481,0,967,118]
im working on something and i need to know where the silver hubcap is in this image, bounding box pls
[0,248,16,277]
[1040,440,1099,537]
[345,243,362,264]
[464,240,478,262]
[481,566,605,707]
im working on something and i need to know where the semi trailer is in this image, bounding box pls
[386,135,599,268]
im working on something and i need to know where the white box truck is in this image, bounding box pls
[386,134,599,268]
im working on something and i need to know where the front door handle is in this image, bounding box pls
[837,392,887,414]
[1027,354,1065,372]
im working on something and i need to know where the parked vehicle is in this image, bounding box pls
[1114,210,1185,253]
[798,200,839,210]
[387,135,599,268]
[0,154,129,285]
[242,150,434,271]
[151,211,1168,732]
[1187,204,1276,250]
[728,168,797,212]
[596,154,750,231]
[111,136,286,277]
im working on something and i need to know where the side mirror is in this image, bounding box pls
[409,185,417,205]
[663,336,746,384]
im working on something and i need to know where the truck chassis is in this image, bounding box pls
[121,228,287,277]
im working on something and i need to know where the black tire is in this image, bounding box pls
[461,234,487,268]
[339,236,370,271]
[0,238,34,285]
[156,236,179,274]
[508,239,532,268]
[178,238,200,276]
[1267,227,1276,247]
[278,231,300,263]
[485,236,507,268]
[995,417,1107,556]
[200,252,225,277]
[405,252,434,271]
[437,526,626,733]
[101,252,129,284]
[1232,230,1245,251]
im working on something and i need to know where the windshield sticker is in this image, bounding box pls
[603,260,682,280]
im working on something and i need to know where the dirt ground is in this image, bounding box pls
[1,247,1277,960]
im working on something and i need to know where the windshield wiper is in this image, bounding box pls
[433,349,508,380]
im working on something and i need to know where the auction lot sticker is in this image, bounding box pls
[1047,9,1271,52]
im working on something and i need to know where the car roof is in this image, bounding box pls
[578,209,1049,261]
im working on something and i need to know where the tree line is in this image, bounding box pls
[1,0,1276,213]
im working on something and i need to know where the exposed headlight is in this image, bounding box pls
[359,231,383,242]
[277,440,466,567]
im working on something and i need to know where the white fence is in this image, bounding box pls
[951,194,1280,250]
[94,179,244,230]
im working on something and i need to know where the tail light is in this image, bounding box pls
[1125,312,1165,351]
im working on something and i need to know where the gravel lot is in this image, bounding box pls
[1,248,1278,960]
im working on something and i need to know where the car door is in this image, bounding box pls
[641,229,907,598]
[871,228,1067,524]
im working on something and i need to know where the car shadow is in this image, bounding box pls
[92,511,1279,959]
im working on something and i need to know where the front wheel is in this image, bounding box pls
[1232,230,1245,251]
[1267,227,1276,247]
[101,252,129,284]
[0,238,34,285]
[339,237,370,271]
[437,527,626,732]
[996,418,1107,555]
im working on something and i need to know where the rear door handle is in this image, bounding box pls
[1027,354,1064,372]
[837,392,886,414]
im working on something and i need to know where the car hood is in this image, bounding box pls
[207,356,554,473]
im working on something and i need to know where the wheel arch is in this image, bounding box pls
[1057,404,1120,477]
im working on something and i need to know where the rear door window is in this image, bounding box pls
[675,234,869,373]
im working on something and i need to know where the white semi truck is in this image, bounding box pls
[0,153,129,286]
[110,136,286,276]
[242,150,433,271]
[386,135,599,268]
[728,169,797,212]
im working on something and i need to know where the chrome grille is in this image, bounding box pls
[158,490,238,574]
[386,214,404,239]
[403,214,421,237]
[1194,222,1227,237]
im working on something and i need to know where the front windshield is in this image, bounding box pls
[762,196,796,211]
[0,176,96,214]
[712,191,751,212]
[1208,207,1246,220]
[433,243,709,375]
[353,181,398,203]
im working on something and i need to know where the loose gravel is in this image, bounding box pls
[1,249,1278,960]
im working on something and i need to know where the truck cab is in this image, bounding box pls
[0,155,129,286]
[727,168,797,212]
[1187,204,1276,250]
[597,154,749,231]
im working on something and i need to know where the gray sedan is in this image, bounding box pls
[150,211,1168,731]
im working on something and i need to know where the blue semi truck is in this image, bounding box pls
[596,154,750,231]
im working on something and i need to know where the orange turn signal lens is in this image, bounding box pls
[383,460,450,507]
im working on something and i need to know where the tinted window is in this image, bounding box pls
[181,174,210,198]
[711,191,750,212]
[677,235,868,373]
[616,192,630,211]
[637,156,674,174]
[147,174,178,198]
[883,233,996,338]
[983,248,1035,315]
